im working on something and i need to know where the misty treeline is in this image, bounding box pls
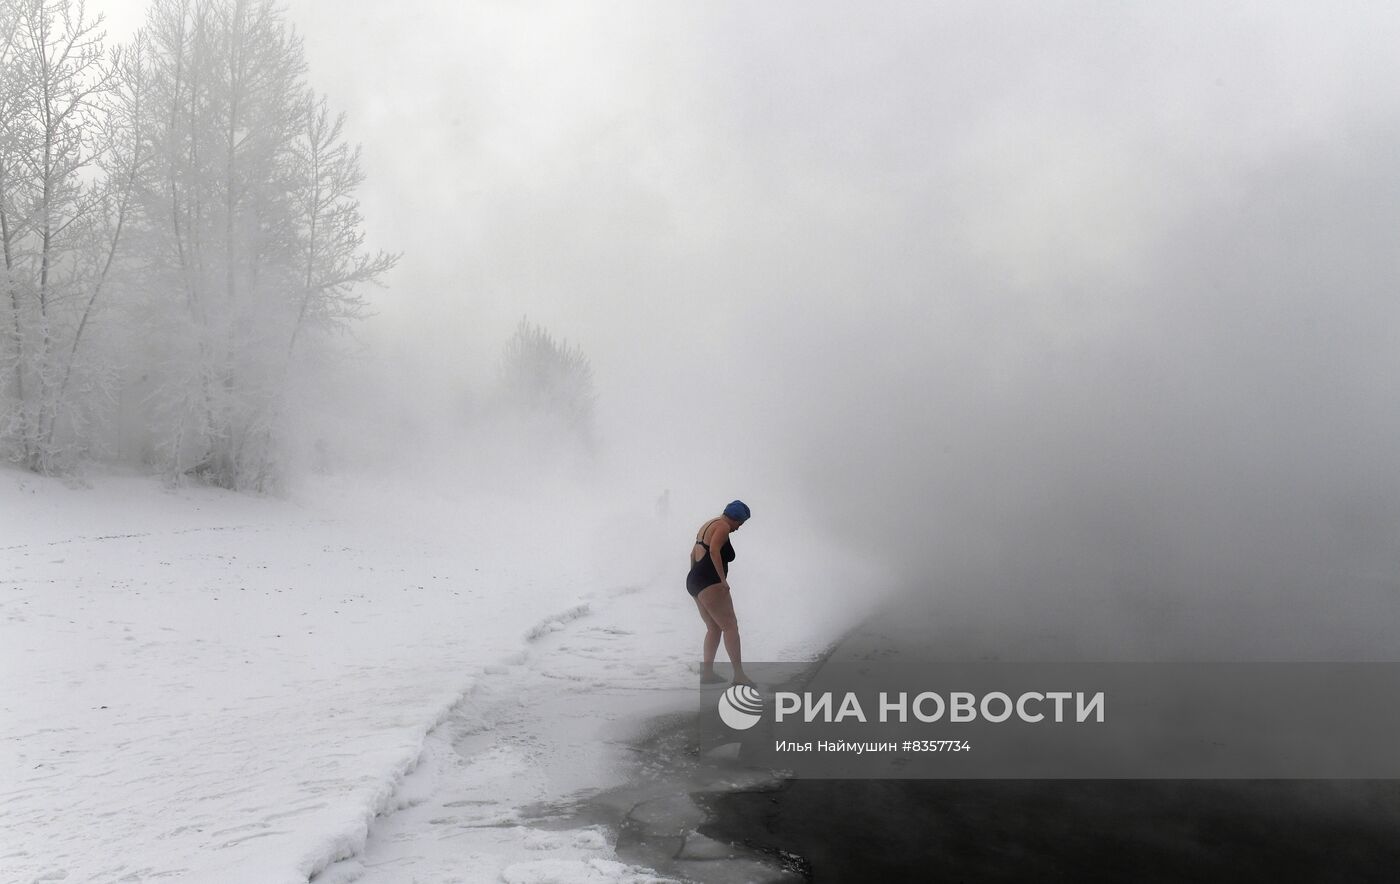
[497,318,596,446]
[0,0,396,490]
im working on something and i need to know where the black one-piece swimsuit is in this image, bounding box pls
[686,521,735,597]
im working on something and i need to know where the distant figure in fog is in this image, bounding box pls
[655,488,670,521]
[687,500,752,686]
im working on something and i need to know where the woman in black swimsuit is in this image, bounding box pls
[688,500,751,685]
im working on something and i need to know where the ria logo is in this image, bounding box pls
[718,684,764,730]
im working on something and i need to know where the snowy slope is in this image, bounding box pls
[1,468,874,882]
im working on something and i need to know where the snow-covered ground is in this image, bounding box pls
[1,466,875,883]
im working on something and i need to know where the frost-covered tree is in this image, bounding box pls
[287,93,396,358]
[129,0,305,489]
[0,2,28,445]
[497,318,596,443]
[126,0,393,490]
[45,31,153,460]
[0,0,118,473]
[0,0,391,484]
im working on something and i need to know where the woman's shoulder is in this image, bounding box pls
[698,517,729,538]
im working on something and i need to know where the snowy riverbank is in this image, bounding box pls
[1,467,875,882]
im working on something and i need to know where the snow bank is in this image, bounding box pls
[0,468,630,883]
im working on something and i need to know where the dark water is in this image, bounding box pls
[700,778,1400,882]
[687,585,1400,882]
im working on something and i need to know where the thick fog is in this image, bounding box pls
[83,2,1400,658]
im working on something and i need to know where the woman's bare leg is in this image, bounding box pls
[694,596,722,676]
[697,584,748,683]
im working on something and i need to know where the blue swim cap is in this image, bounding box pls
[724,500,751,523]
